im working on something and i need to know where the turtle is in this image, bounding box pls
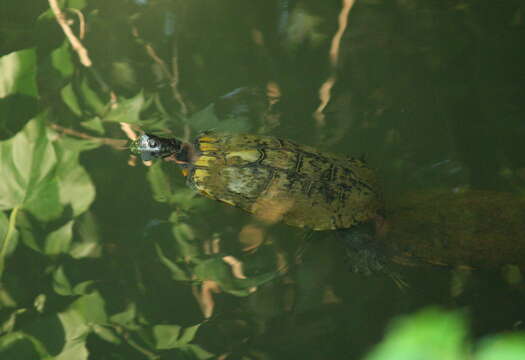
[130,133,525,285]
[130,132,392,278]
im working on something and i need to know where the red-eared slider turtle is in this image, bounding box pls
[130,133,525,282]
[131,132,391,278]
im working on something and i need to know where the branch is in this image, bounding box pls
[49,123,127,149]
[49,0,92,67]
[131,26,188,116]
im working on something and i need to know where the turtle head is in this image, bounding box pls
[130,134,184,161]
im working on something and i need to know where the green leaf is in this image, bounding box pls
[0,210,19,259]
[52,266,73,295]
[476,334,525,360]
[51,41,74,79]
[0,48,38,139]
[0,332,45,359]
[45,221,73,255]
[172,222,200,260]
[152,323,201,350]
[171,188,207,211]
[57,309,89,360]
[70,211,102,259]
[193,257,279,296]
[110,302,137,329]
[69,291,108,325]
[177,344,215,359]
[80,117,105,135]
[104,91,145,123]
[176,323,201,346]
[80,77,106,115]
[61,83,82,116]
[54,141,96,216]
[0,48,37,98]
[52,265,95,296]
[0,308,26,333]
[147,161,172,203]
[0,117,63,221]
[153,324,182,349]
[155,243,190,281]
[364,308,467,360]
[0,121,95,249]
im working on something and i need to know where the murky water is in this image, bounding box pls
[1,0,524,359]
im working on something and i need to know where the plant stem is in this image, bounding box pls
[0,206,20,279]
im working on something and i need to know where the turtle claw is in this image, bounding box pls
[389,271,409,290]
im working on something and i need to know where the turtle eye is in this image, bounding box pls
[148,138,159,148]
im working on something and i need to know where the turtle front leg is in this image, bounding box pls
[339,222,407,288]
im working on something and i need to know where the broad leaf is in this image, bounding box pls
[0,117,62,221]
[0,332,45,359]
[69,211,102,259]
[476,334,525,360]
[61,83,82,116]
[0,49,37,98]
[45,221,73,255]
[172,222,200,260]
[52,265,96,296]
[104,91,145,124]
[152,323,201,350]
[80,77,106,116]
[147,161,172,203]
[155,243,190,281]
[110,302,138,329]
[364,308,467,360]
[0,116,96,221]
[54,140,96,217]
[51,41,74,79]
[80,117,105,135]
[0,48,38,139]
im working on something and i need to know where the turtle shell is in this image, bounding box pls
[184,132,383,231]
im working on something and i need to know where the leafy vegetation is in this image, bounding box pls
[365,308,525,360]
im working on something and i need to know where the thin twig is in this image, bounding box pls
[120,122,137,141]
[170,39,188,116]
[131,26,188,116]
[66,8,86,39]
[49,123,127,149]
[49,0,92,67]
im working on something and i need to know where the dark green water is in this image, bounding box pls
[1,0,524,359]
